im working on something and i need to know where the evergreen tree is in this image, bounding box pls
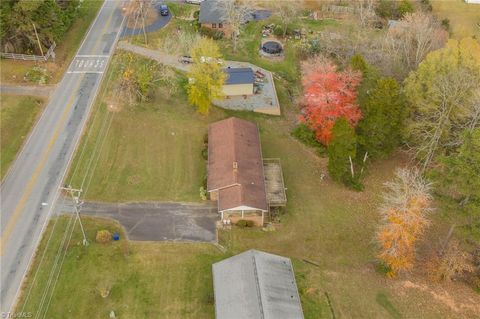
[350,55,379,113]
[357,78,406,158]
[328,118,361,189]
[433,128,480,214]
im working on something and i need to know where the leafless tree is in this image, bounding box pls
[408,68,479,171]
[376,167,433,277]
[385,12,447,72]
[274,1,301,38]
[357,0,376,28]
[220,0,252,52]
[161,29,201,55]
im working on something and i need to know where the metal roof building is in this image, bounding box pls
[224,67,254,85]
[212,249,304,319]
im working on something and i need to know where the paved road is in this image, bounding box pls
[0,0,125,313]
[66,201,218,242]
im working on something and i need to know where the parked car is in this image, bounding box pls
[160,4,169,16]
[179,55,194,64]
[185,0,204,4]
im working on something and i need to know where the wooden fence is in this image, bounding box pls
[0,42,56,61]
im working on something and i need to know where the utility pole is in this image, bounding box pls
[140,0,148,45]
[32,23,44,56]
[60,186,88,246]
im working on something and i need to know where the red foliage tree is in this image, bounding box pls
[301,57,362,145]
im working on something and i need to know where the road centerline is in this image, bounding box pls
[0,77,84,256]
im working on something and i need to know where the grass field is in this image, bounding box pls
[0,0,104,84]
[432,0,480,39]
[16,216,223,318]
[66,52,221,202]
[0,95,45,179]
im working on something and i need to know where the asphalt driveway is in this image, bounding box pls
[122,1,172,37]
[76,201,218,242]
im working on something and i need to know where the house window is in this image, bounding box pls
[212,23,217,28]
[219,23,223,28]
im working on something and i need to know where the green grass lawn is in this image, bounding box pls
[432,0,480,39]
[67,52,222,202]
[0,0,103,84]
[0,95,45,179]
[16,216,223,318]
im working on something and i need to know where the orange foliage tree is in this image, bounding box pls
[376,168,432,277]
[300,56,362,145]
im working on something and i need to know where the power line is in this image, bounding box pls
[29,4,141,316]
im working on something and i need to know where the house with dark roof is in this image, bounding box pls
[198,0,232,36]
[213,249,304,319]
[207,117,268,225]
[223,67,254,96]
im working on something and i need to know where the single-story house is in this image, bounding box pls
[223,67,254,97]
[213,249,304,319]
[207,117,268,226]
[199,0,233,36]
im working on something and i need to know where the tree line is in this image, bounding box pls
[299,38,480,282]
[0,0,79,54]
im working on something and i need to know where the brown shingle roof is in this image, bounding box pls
[207,118,268,212]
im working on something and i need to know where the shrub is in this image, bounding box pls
[236,220,254,228]
[199,186,207,200]
[273,25,284,37]
[236,220,248,228]
[202,173,207,188]
[292,124,326,155]
[96,230,112,244]
[299,38,321,58]
[375,0,397,19]
[199,27,224,40]
[201,147,208,160]
[398,0,414,18]
[441,18,450,32]
[25,66,50,85]
[374,261,392,275]
[201,133,208,160]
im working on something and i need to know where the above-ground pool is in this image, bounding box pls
[261,41,283,55]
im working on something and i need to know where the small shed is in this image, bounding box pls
[213,249,304,319]
[223,67,254,96]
